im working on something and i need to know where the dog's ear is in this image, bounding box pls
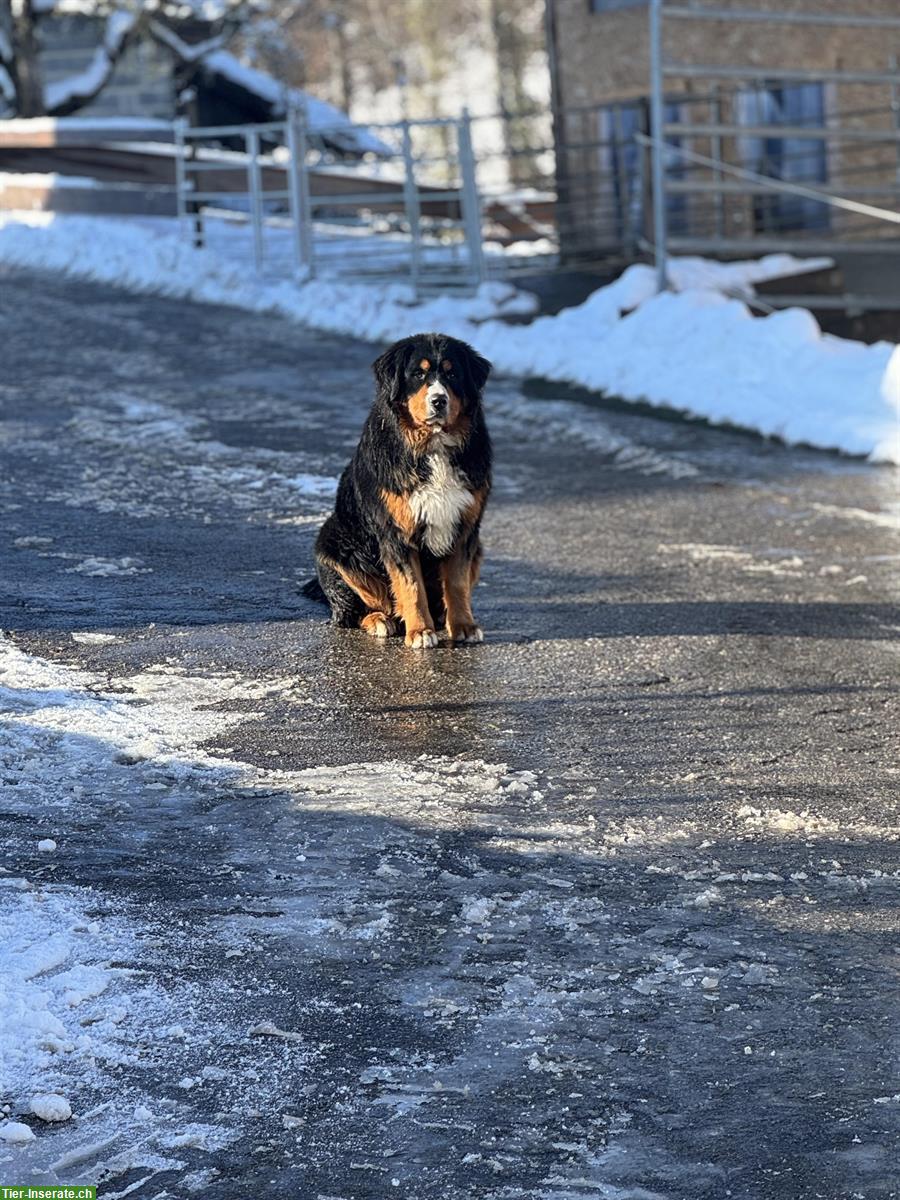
[463,345,492,396]
[372,342,408,404]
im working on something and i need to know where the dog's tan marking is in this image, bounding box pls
[463,484,489,526]
[419,358,431,371]
[385,554,436,648]
[360,611,397,638]
[406,384,431,428]
[441,359,452,372]
[470,543,483,588]
[322,556,393,618]
[382,489,418,539]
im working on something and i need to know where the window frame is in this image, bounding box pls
[588,0,648,13]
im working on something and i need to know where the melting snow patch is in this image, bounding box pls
[0,1122,35,1144]
[684,887,725,910]
[30,1094,72,1122]
[460,897,495,925]
[0,883,133,1117]
[65,556,150,577]
[734,804,895,841]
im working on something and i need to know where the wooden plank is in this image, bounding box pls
[0,119,175,149]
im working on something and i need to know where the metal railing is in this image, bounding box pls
[170,5,900,308]
[647,0,900,292]
[174,109,487,294]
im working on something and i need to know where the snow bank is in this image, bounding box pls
[0,212,896,462]
[474,278,900,462]
[0,212,534,331]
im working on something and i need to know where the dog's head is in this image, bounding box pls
[372,333,491,440]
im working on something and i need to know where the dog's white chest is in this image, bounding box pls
[409,452,471,558]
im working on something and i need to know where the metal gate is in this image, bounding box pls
[645,0,900,292]
[174,110,486,295]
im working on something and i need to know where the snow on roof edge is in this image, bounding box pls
[201,51,390,157]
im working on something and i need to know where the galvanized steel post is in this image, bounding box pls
[891,56,900,187]
[458,109,486,290]
[401,120,423,296]
[286,104,314,278]
[174,117,187,236]
[246,128,265,273]
[649,0,669,291]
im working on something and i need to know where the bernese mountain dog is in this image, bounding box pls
[302,332,492,649]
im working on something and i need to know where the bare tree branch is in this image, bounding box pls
[148,18,231,65]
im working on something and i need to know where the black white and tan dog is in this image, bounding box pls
[302,332,492,648]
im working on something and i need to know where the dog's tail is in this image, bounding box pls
[299,576,328,604]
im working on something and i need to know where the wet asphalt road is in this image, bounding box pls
[2,265,900,1200]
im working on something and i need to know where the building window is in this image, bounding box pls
[589,0,647,12]
[738,82,829,232]
[601,99,686,242]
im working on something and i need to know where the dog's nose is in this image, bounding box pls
[428,392,448,413]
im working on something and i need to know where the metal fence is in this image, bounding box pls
[172,2,900,304]
[646,0,900,292]
[174,110,486,292]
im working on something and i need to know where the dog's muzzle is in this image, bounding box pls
[425,385,448,424]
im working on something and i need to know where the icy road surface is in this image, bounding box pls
[1,266,899,1200]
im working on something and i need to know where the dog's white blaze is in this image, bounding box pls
[409,451,471,558]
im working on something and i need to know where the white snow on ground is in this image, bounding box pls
[0,633,553,1183]
[0,883,126,1116]
[0,212,897,462]
[662,253,834,294]
[39,392,339,521]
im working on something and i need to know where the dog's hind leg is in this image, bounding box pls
[318,556,397,637]
[315,558,364,627]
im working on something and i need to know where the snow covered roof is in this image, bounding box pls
[200,52,389,157]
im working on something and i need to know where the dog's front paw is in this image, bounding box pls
[361,611,398,638]
[405,627,439,649]
[446,622,484,644]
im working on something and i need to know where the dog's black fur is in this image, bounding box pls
[302,332,492,648]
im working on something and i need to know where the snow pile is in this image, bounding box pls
[0,634,254,790]
[664,252,834,293]
[0,882,125,1121]
[471,269,899,462]
[0,212,897,461]
[30,1093,73,1122]
[0,212,534,330]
